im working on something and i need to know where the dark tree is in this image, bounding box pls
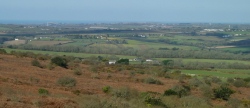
[117,59,129,65]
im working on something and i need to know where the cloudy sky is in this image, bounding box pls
[1,0,249,23]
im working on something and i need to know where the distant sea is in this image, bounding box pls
[0,20,247,24]
[0,20,121,24]
[0,20,151,24]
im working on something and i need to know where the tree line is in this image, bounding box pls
[6,44,250,60]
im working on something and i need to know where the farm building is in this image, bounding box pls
[108,60,116,65]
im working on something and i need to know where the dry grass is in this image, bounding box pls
[0,54,177,107]
[1,54,250,107]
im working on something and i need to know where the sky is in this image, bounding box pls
[1,0,250,23]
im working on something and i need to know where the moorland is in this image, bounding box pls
[1,23,250,107]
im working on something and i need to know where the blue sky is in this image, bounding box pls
[1,0,250,23]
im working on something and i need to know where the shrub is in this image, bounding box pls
[74,68,82,76]
[102,86,111,93]
[51,56,68,68]
[211,76,222,83]
[141,92,167,107]
[38,88,49,95]
[172,85,190,98]
[164,89,177,96]
[233,79,246,87]
[144,95,164,107]
[227,78,234,83]
[189,78,203,87]
[0,49,7,54]
[178,96,211,108]
[244,77,250,82]
[203,76,212,85]
[144,77,163,85]
[199,84,213,99]
[31,59,42,68]
[57,77,76,87]
[46,63,54,70]
[213,86,234,100]
[111,87,139,100]
[72,90,81,95]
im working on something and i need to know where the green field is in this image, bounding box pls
[222,46,250,52]
[0,27,12,31]
[181,69,250,78]
[156,58,250,65]
[124,39,199,50]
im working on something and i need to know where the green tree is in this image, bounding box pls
[117,59,129,65]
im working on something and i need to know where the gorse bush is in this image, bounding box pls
[233,79,246,87]
[172,85,191,98]
[111,87,139,100]
[31,59,42,68]
[74,68,82,76]
[102,86,111,93]
[213,86,234,100]
[51,56,68,68]
[164,89,177,96]
[141,92,167,107]
[57,76,76,87]
[144,77,163,85]
[199,84,213,99]
[189,77,203,87]
[38,88,49,95]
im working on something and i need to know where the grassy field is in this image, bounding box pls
[222,46,250,52]
[157,58,250,65]
[0,27,12,31]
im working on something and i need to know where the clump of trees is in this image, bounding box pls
[116,59,129,65]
